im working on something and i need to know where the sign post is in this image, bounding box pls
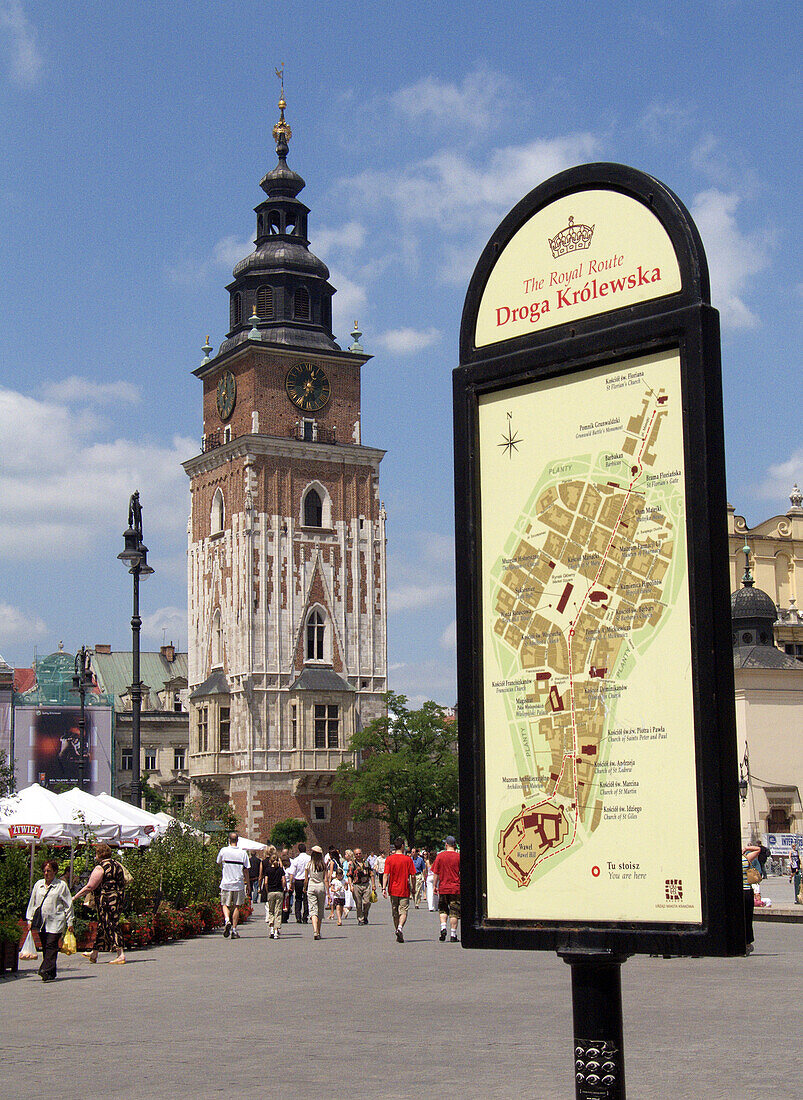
[454,163,744,1099]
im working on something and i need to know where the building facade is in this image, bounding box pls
[727,484,803,658]
[89,644,190,811]
[183,91,388,846]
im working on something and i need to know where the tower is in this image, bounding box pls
[183,85,388,846]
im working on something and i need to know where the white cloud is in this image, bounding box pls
[391,67,509,131]
[388,582,453,613]
[375,327,441,355]
[756,449,803,504]
[690,189,771,330]
[42,376,140,406]
[0,1,42,86]
[348,133,599,233]
[211,234,253,269]
[140,606,187,646]
[166,234,253,286]
[439,620,456,651]
[329,268,368,343]
[313,221,366,255]
[0,386,194,560]
[0,602,47,645]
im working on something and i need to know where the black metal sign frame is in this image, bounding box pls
[454,163,744,958]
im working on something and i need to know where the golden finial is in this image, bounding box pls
[272,63,292,149]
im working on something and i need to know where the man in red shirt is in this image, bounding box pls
[382,837,416,943]
[431,835,460,941]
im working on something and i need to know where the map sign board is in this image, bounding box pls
[454,163,744,957]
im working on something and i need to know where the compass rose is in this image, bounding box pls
[499,413,522,458]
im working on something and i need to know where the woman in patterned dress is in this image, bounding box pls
[73,842,127,964]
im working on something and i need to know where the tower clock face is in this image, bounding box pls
[216,370,236,420]
[285,362,331,412]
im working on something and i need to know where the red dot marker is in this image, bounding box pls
[591,865,601,877]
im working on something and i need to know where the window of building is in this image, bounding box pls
[302,419,314,442]
[256,285,274,318]
[222,425,231,444]
[121,750,133,771]
[304,487,323,527]
[290,702,297,749]
[211,488,225,535]
[293,286,310,319]
[173,693,183,713]
[219,706,231,751]
[231,292,242,328]
[310,800,330,823]
[268,209,281,233]
[144,749,157,772]
[174,748,186,771]
[198,707,209,752]
[172,793,186,814]
[314,703,339,749]
[211,609,223,669]
[784,643,803,661]
[306,610,325,662]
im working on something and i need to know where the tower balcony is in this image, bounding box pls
[202,423,339,452]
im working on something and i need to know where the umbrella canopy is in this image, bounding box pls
[96,792,164,835]
[0,783,82,845]
[59,787,149,847]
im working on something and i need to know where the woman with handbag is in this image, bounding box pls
[25,858,74,982]
[72,843,127,964]
[742,842,762,955]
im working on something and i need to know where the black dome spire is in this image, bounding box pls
[219,73,339,354]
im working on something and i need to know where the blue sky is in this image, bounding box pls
[0,2,799,704]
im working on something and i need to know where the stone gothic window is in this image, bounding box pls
[293,286,310,320]
[211,488,224,535]
[314,704,339,748]
[306,609,325,662]
[304,487,323,527]
[256,285,274,319]
[231,292,242,329]
[212,609,224,669]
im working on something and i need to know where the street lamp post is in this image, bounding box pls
[70,646,92,791]
[118,490,154,808]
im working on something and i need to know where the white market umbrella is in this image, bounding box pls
[236,835,265,852]
[59,787,148,847]
[0,783,82,845]
[96,792,163,837]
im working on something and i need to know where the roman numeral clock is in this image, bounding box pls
[285,362,331,412]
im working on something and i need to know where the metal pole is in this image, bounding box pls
[560,950,628,1100]
[77,647,87,792]
[130,566,142,809]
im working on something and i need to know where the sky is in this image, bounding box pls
[0,2,799,705]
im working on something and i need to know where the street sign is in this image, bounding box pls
[454,163,744,960]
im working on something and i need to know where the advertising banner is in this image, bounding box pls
[14,705,113,795]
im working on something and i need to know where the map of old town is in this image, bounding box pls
[479,351,701,921]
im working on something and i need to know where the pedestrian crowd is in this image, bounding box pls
[217,831,461,946]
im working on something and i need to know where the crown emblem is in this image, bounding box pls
[548,215,594,258]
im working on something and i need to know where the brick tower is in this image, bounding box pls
[183,85,388,847]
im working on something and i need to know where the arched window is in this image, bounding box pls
[285,216,296,235]
[256,285,274,319]
[269,209,281,234]
[230,292,242,329]
[211,609,223,669]
[293,287,310,319]
[306,609,325,662]
[211,488,224,535]
[304,487,323,527]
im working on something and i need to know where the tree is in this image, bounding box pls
[334,692,458,849]
[270,818,307,849]
[0,750,15,798]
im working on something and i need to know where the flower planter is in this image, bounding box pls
[0,939,20,975]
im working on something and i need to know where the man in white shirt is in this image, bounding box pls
[290,842,311,923]
[216,832,250,938]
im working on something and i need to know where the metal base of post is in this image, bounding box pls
[559,949,629,1100]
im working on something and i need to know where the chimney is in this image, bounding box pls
[94,644,112,655]
[161,643,175,663]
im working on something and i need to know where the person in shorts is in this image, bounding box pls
[431,835,460,942]
[216,832,250,939]
[382,837,416,943]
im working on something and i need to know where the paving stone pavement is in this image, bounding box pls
[2,900,800,1099]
